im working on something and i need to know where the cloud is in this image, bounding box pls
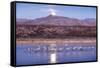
[40,5,58,16]
[48,8,57,16]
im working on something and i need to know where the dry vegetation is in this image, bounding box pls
[16,25,96,39]
[16,25,96,44]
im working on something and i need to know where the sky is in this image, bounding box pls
[16,3,96,20]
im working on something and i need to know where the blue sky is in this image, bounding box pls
[16,3,96,20]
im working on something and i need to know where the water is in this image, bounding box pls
[16,43,96,65]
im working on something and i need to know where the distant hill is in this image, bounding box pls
[17,14,96,26]
[16,15,96,38]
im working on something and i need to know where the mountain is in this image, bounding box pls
[17,15,96,26]
[16,15,96,38]
[82,18,96,26]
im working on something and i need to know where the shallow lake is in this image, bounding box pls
[16,43,96,65]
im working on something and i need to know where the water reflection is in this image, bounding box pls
[16,43,96,65]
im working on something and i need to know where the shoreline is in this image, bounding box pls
[16,38,96,45]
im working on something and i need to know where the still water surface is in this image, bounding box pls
[16,43,96,65]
